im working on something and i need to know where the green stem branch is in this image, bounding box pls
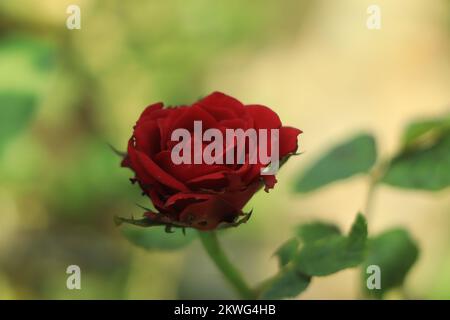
[364,178,379,222]
[364,158,390,222]
[198,231,256,299]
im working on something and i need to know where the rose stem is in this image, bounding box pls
[198,231,256,299]
[364,158,390,224]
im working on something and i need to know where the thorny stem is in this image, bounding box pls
[198,231,256,300]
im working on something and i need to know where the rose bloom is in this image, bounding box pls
[121,92,301,230]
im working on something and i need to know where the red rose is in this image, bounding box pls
[121,92,301,230]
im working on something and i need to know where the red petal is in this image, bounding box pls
[127,141,190,192]
[178,195,240,230]
[262,175,277,192]
[199,104,237,121]
[154,151,228,182]
[197,91,245,114]
[133,120,161,155]
[246,104,281,129]
[169,105,218,132]
[219,180,262,208]
[164,193,211,207]
[137,102,164,124]
[279,126,302,158]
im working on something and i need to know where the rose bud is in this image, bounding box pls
[119,92,302,231]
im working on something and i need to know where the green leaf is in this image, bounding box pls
[0,92,37,152]
[401,114,450,149]
[121,225,196,251]
[275,223,341,268]
[293,213,367,276]
[295,133,377,193]
[382,113,450,191]
[275,238,299,267]
[348,214,368,248]
[382,133,450,191]
[260,268,310,299]
[296,222,341,244]
[362,228,419,298]
[267,215,367,299]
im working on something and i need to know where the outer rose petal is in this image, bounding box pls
[218,180,262,208]
[137,102,164,124]
[126,141,157,186]
[246,104,282,129]
[148,188,166,210]
[197,91,245,114]
[179,195,241,230]
[164,193,212,207]
[279,126,302,158]
[262,175,277,192]
[133,120,161,155]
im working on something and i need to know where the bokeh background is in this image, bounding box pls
[0,0,449,299]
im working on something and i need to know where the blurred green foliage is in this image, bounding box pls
[0,35,55,154]
[362,229,419,299]
[293,213,367,277]
[383,115,450,191]
[260,268,310,300]
[0,92,36,153]
[292,110,450,298]
[262,214,367,299]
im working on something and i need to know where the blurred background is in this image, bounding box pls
[0,0,449,299]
